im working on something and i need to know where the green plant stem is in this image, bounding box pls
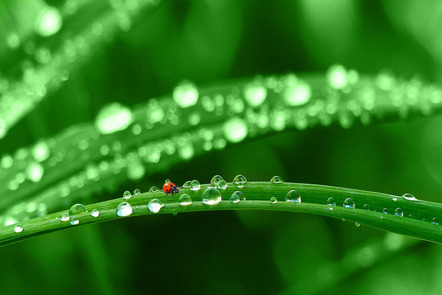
[0,182,441,247]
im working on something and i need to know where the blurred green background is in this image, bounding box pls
[1,0,442,294]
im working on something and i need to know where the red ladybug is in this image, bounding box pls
[163,182,180,196]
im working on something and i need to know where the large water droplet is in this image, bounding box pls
[402,193,418,201]
[14,224,24,233]
[270,176,283,184]
[233,175,247,188]
[69,204,88,216]
[35,7,63,37]
[26,162,44,182]
[326,197,336,206]
[123,190,132,200]
[243,82,267,107]
[190,180,200,191]
[173,80,199,108]
[270,196,278,204]
[179,194,192,206]
[116,202,133,217]
[230,191,242,204]
[223,117,248,143]
[285,190,301,203]
[149,186,160,193]
[343,198,355,208]
[202,188,222,205]
[90,209,100,218]
[211,175,224,186]
[394,208,403,217]
[95,103,133,134]
[148,199,164,213]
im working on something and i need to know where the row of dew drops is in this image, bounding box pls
[7,176,439,235]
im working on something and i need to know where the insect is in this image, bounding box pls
[163,181,180,196]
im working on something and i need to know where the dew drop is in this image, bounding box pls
[270,196,278,204]
[327,64,348,89]
[60,212,70,222]
[394,208,403,217]
[243,82,267,107]
[90,209,100,218]
[182,181,191,188]
[26,162,44,182]
[179,194,192,206]
[233,175,247,188]
[69,204,88,216]
[116,202,133,217]
[363,204,370,211]
[285,190,301,203]
[223,117,248,143]
[123,190,132,200]
[190,180,201,191]
[380,215,384,219]
[230,191,242,204]
[326,197,336,206]
[343,198,355,208]
[218,180,228,190]
[173,80,199,108]
[149,186,160,193]
[172,209,178,216]
[148,199,164,213]
[210,175,224,186]
[14,224,23,233]
[283,81,312,106]
[35,7,63,37]
[202,188,222,205]
[355,222,361,227]
[432,218,439,225]
[32,141,50,162]
[70,218,79,225]
[392,197,398,202]
[402,193,418,201]
[383,208,388,214]
[133,189,141,196]
[165,179,171,184]
[270,176,284,184]
[95,103,133,134]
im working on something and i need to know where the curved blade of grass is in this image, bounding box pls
[1,71,442,224]
[0,182,441,247]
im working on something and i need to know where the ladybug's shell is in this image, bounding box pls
[163,182,176,193]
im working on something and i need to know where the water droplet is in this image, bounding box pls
[133,189,141,195]
[14,224,23,233]
[148,199,164,213]
[95,103,133,134]
[326,197,336,206]
[392,197,398,202]
[383,208,388,214]
[122,190,132,200]
[1,154,13,169]
[233,175,247,188]
[223,117,248,143]
[173,80,199,108]
[243,82,267,107]
[327,64,348,89]
[190,180,200,191]
[90,209,100,218]
[26,162,44,182]
[59,69,69,81]
[343,198,355,208]
[285,190,301,203]
[165,179,171,184]
[402,193,417,201]
[35,7,63,37]
[283,81,312,106]
[211,175,224,186]
[328,207,334,211]
[270,176,283,184]
[69,204,88,216]
[432,217,439,225]
[116,202,133,217]
[270,196,278,204]
[172,209,178,216]
[70,218,79,225]
[179,194,192,206]
[32,141,50,162]
[182,181,191,188]
[363,204,370,211]
[60,212,70,222]
[355,222,361,227]
[380,215,384,219]
[408,214,414,219]
[394,208,403,217]
[202,188,222,205]
[218,180,227,190]
[149,186,160,193]
[230,191,242,204]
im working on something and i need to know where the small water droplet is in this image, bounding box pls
[355,222,361,227]
[394,208,403,217]
[26,162,44,182]
[392,197,398,202]
[230,191,242,204]
[285,190,301,203]
[380,215,384,219]
[233,175,247,188]
[243,82,267,107]
[149,186,160,193]
[116,202,133,217]
[90,209,100,218]
[133,189,141,195]
[343,198,355,208]
[95,103,133,135]
[432,217,439,225]
[326,197,336,206]
[179,194,192,206]
[383,208,388,214]
[182,181,191,188]
[69,204,88,216]
[60,212,70,222]
[211,175,224,186]
[270,196,278,204]
[402,193,417,201]
[329,207,334,211]
[270,176,284,184]
[408,214,414,219]
[165,179,171,184]
[148,199,164,213]
[173,80,199,108]
[202,188,222,205]
[123,190,132,200]
[190,180,201,191]
[172,209,178,216]
[14,224,23,233]
[218,180,227,190]
[363,204,370,211]
[70,218,79,225]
